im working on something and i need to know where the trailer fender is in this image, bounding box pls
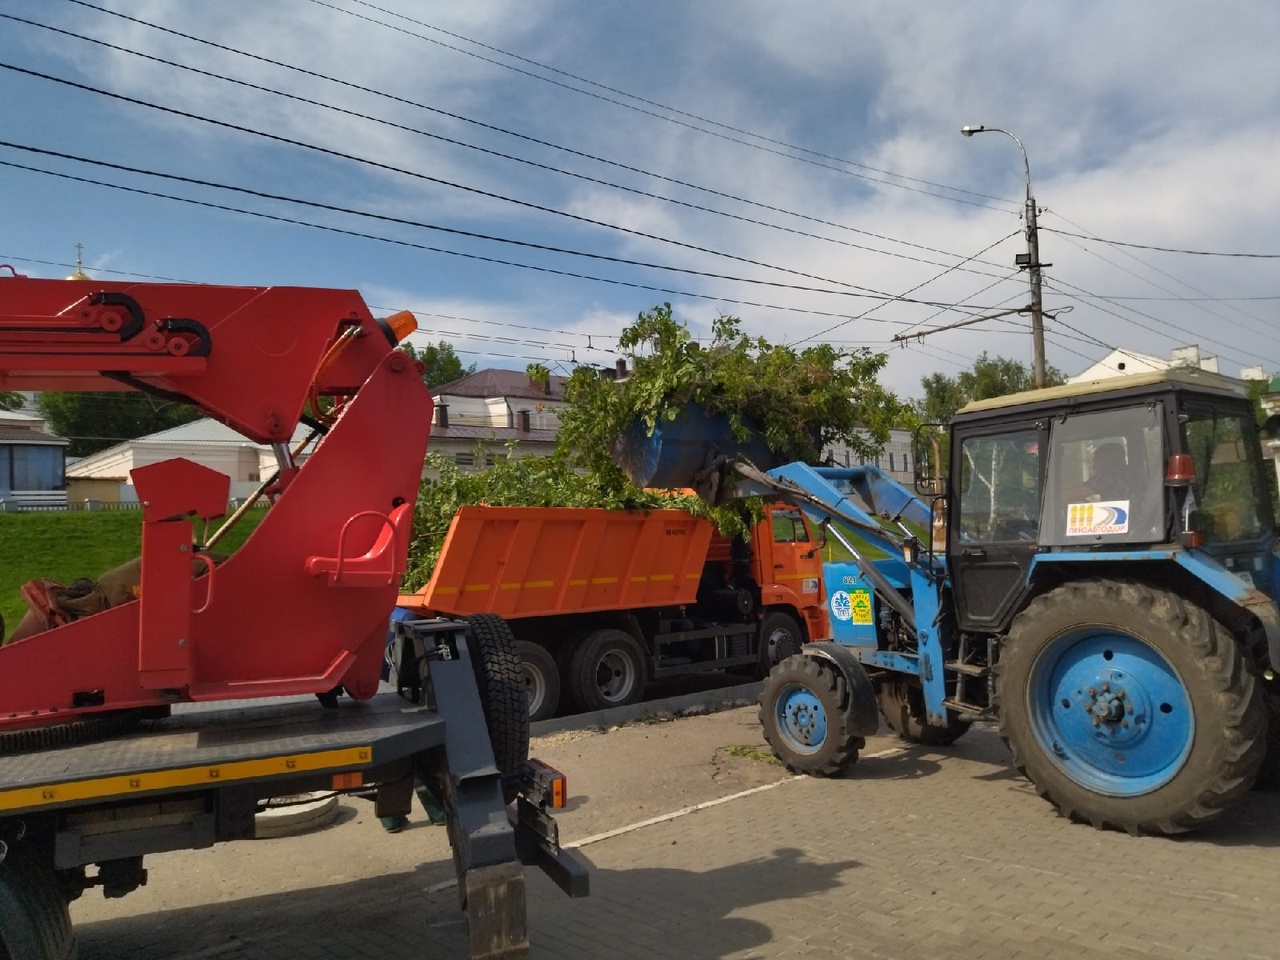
[801,642,879,737]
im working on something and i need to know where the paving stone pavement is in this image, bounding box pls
[72,708,1280,960]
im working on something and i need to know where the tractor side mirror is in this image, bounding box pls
[912,424,946,496]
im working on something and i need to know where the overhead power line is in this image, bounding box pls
[0,141,965,304]
[1042,228,1280,258]
[297,0,1010,210]
[5,13,1006,281]
[44,5,1010,263]
[0,158,998,333]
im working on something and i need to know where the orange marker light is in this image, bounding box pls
[384,310,418,344]
[332,771,364,790]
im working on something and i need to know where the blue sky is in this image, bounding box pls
[3,1,1279,399]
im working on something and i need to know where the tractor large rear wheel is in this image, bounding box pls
[996,580,1265,835]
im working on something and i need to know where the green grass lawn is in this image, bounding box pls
[0,507,265,641]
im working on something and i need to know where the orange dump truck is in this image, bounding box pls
[397,504,829,719]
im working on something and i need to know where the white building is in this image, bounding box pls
[66,419,313,504]
[1069,344,1268,384]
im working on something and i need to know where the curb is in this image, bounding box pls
[530,680,763,738]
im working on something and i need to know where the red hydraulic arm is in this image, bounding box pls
[0,278,433,729]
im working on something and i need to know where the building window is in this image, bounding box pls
[8,445,64,491]
[888,452,895,472]
[454,453,475,467]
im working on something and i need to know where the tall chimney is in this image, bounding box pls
[435,404,449,429]
[616,358,628,379]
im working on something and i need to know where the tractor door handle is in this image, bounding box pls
[962,547,986,558]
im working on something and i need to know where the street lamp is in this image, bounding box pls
[961,124,1047,388]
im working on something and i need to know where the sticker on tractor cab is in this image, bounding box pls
[1065,500,1129,536]
[831,589,873,624]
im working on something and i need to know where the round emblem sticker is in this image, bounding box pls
[830,590,852,622]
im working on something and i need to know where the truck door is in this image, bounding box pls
[949,426,1043,631]
[758,506,825,619]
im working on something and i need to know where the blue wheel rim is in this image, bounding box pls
[773,682,828,755]
[1028,630,1193,797]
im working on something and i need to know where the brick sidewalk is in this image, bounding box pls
[74,712,1280,960]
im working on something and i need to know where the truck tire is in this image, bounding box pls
[759,654,862,776]
[0,843,77,960]
[996,580,1266,834]
[515,640,561,722]
[877,678,969,746]
[462,615,530,801]
[757,612,803,678]
[566,628,647,713]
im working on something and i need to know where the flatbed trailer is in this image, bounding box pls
[0,618,588,960]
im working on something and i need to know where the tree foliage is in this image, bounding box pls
[37,392,201,457]
[0,392,24,412]
[398,339,475,388]
[915,352,1064,424]
[558,303,903,487]
[403,303,904,586]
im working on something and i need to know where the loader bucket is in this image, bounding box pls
[610,402,775,492]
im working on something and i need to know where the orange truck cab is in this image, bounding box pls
[398,503,828,720]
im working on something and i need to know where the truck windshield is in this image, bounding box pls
[1181,409,1269,543]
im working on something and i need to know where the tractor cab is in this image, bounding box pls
[944,368,1277,633]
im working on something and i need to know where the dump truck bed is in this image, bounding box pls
[399,505,714,618]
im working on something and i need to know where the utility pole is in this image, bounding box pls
[962,125,1048,387]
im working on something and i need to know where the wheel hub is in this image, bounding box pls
[777,687,827,750]
[1083,682,1132,726]
[1032,632,1194,795]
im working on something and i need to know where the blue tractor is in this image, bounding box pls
[624,368,1280,834]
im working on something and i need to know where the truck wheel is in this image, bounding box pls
[759,654,862,776]
[567,628,647,713]
[462,615,530,801]
[757,612,803,678]
[0,844,77,960]
[515,640,561,722]
[996,581,1266,834]
[877,678,968,746]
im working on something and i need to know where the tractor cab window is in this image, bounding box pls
[1181,408,1268,543]
[1042,405,1165,545]
[957,429,1040,542]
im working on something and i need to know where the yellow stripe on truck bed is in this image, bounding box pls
[0,745,372,812]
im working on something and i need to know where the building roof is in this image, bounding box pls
[433,368,567,402]
[0,424,66,446]
[957,366,1248,417]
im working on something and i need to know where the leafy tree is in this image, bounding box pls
[37,392,201,457]
[398,340,475,388]
[0,392,24,412]
[915,352,1064,424]
[558,303,903,486]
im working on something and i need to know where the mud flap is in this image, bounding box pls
[465,861,528,959]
